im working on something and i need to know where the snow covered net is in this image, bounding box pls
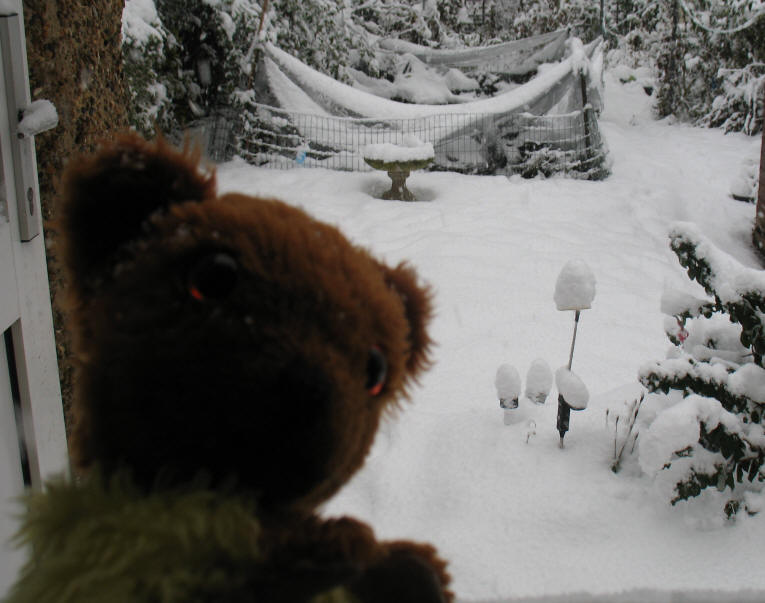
[211,35,610,180]
[232,104,608,179]
[377,29,569,76]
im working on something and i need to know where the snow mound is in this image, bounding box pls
[555,367,589,409]
[392,54,464,105]
[660,288,710,317]
[728,364,765,404]
[17,100,58,138]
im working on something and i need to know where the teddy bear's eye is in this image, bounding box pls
[188,252,238,301]
[366,346,388,396]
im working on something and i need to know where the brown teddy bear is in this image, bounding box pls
[7,134,452,603]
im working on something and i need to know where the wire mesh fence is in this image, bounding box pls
[199,101,610,180]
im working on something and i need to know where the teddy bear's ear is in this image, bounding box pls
[384,262,434,376]
[59,133,215,288]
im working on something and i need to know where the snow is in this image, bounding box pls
[729,155,759,201]
[659,288,709,316]
[121,0,164,45]
[0,0,17,16]
[554,260,596,311]
[728,364,765,404]
[444,68,479,93]
[216,72,765,601]
[670,222,765,304]
[524,358,553,405]
[638,395,721,477]
[362,135,435,163]
[392,54,464,104]
[17,100,58,138]
[555,367,589,410]
[264,41,579,119]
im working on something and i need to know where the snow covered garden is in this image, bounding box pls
[57,1,762,600]
[217,74,764,601]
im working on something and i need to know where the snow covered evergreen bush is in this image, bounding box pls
[638,224,765,517]
[122,0,175,136]
[653,0,764,133]
[123,0,261,136]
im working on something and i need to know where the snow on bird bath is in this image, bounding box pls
[555,367,589,410]
[554,259,596,311]
[362,134,435,164]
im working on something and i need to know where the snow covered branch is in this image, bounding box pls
[679,0,765,36]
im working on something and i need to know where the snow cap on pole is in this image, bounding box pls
[554,259,596,311]
[495,363,521,409]
[525,358,553,405]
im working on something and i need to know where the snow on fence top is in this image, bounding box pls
[377,28,569,75]
[262,38,600,120]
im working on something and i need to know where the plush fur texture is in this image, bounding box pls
[7,474,353,603]
[10,133,452,602]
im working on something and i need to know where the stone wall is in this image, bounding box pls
[23,0,129,426]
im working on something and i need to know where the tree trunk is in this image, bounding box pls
[23,0,129,431]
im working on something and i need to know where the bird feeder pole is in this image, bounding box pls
[557,309,580,448]
[553,260,596,449]
[567,310,581,371]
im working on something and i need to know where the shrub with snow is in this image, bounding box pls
[638,223,765,517]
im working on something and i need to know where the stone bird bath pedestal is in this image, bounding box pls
[362,137,434,201]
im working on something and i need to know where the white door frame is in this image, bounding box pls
[0,1,68,596]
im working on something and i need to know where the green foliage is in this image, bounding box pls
[670,230,765,362]
[123,0,260,136]
[269,0,372,81]
[639,227,765,516]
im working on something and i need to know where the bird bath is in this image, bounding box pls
[362,137,434,201]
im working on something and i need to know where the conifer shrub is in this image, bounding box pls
[638,224,765,518]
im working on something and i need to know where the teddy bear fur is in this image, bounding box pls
[6,134,452,603]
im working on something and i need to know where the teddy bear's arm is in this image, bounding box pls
[268,516,453,603]
[349,540,454,603]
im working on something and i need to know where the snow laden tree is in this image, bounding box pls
[653,0,765,134]
[122,0,261,136]
[122,0,176,136]
[638,224,765,517]
[269,0,375,80]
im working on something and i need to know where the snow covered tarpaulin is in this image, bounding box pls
[224,33,610,180]
[377,29,569,76]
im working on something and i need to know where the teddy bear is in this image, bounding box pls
[6,133,453,603]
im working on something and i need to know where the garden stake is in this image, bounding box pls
[558,310,580,448]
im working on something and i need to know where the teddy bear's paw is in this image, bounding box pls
[349,541,453,603]
[277,516,381,568]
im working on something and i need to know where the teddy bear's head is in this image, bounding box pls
[59,134,432,514]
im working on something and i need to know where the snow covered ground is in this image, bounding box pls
[217,73,764,602]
